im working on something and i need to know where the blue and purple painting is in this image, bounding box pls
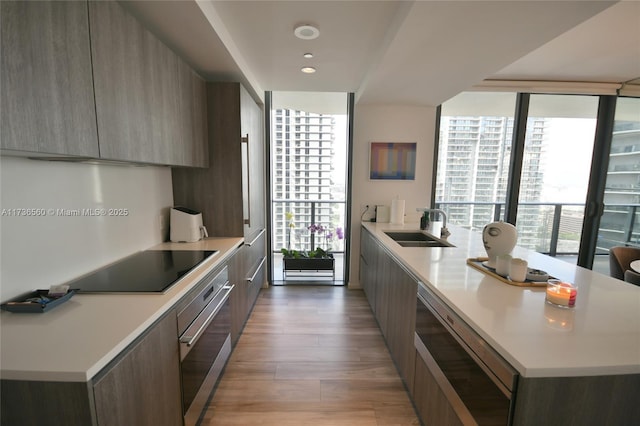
[369,142,416,180]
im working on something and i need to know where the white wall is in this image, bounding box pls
[348,104,437,288]
[0,156,173,301]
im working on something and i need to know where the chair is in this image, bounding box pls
[609,246,640,280]
[624,269,640,286]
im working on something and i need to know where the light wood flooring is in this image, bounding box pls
[200,286,420,425]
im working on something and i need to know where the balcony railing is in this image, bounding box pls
[435,201,640,256]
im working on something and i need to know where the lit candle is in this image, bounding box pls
[545,280,577,308]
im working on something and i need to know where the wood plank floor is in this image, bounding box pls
[200,286,420,425]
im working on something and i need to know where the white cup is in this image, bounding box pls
[509,258,528,282]
[495,254,512,277]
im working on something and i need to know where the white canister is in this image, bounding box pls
[509,258,528,282]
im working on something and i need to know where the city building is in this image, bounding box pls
[436,115,547,248]
[599,114,640,251]
[272,108,338,251]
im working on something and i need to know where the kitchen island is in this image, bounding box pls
[361,221,640,425]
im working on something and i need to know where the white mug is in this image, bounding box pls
[509,258,528,282]
[495,254,512,277]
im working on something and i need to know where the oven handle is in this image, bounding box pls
[180,284,234,348]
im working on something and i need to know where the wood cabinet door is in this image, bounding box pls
[229,246,247,345]
[247,255,266,311]
[174,82,265,237]
[1,1,98,156]
[360,228,377,310]
[386,260,417,388]
[89,0,177,165]
[240,85,266,241]
[375,247,392,337]
[93,312,182,426]
[187,69,209,168]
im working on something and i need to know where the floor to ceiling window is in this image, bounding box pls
[435,91,637,274]
[268,92,350,285]
[437,92,516,229]
[597,96,640,252]
[516,94,598,254]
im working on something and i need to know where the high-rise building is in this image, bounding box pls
[436,116,547,248]
[599,118,640,251]
[272,109,338,251]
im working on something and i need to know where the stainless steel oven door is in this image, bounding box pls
[180,284,233,425]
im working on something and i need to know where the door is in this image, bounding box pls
[592,97,640,264]
[268,91,351,285]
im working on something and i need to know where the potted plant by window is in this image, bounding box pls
[281,217,344,277]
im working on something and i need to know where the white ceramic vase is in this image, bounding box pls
[482,221,517,268]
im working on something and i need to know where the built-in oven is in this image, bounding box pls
[176,265,233,425]
[415,281,518,425]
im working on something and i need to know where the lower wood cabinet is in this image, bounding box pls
[92,311,182,426]
[360,226,416,390]
[385,258,417,390]
[1,311,182,426]
[229,229,266,345]
[1,380,94,426]
[229,246,247,346]
[360,228,377,311]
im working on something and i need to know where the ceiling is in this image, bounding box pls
[121,0,640,108]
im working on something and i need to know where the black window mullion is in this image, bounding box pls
[431,105,442,209]
[577,95,617,269]
[504,93,530,225]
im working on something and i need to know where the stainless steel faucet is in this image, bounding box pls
[416,208,450,239]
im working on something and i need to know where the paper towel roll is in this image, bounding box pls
[390,199,405,224]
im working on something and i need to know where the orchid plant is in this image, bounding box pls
[281,212,345,259]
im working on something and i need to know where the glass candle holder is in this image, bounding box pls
[545,279,577,308]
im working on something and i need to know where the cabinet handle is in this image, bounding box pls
[246,256,266,282]
[245,228,265,247]
[241,134,251,227]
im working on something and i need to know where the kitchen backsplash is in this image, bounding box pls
[0,156,173,301]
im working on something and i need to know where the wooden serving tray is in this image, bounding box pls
[466,258,552,287]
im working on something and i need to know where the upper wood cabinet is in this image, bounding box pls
[0,1,99,157]
[173,82,265,241]
[88,1,208,167]
[1,0,207,167]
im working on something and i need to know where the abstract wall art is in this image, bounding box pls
[369,142,417,180]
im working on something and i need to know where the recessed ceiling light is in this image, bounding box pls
[303,52,314,59]
[301,66,316,74]
[294,25,320,40]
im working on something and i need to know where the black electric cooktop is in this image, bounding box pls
[71,250,218,293]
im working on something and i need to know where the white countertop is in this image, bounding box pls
[0,237,243,382]
[363,221,640,378]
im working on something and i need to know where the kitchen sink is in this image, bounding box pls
[384,231,455,248]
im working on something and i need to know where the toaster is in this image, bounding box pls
[170,207,208,243]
